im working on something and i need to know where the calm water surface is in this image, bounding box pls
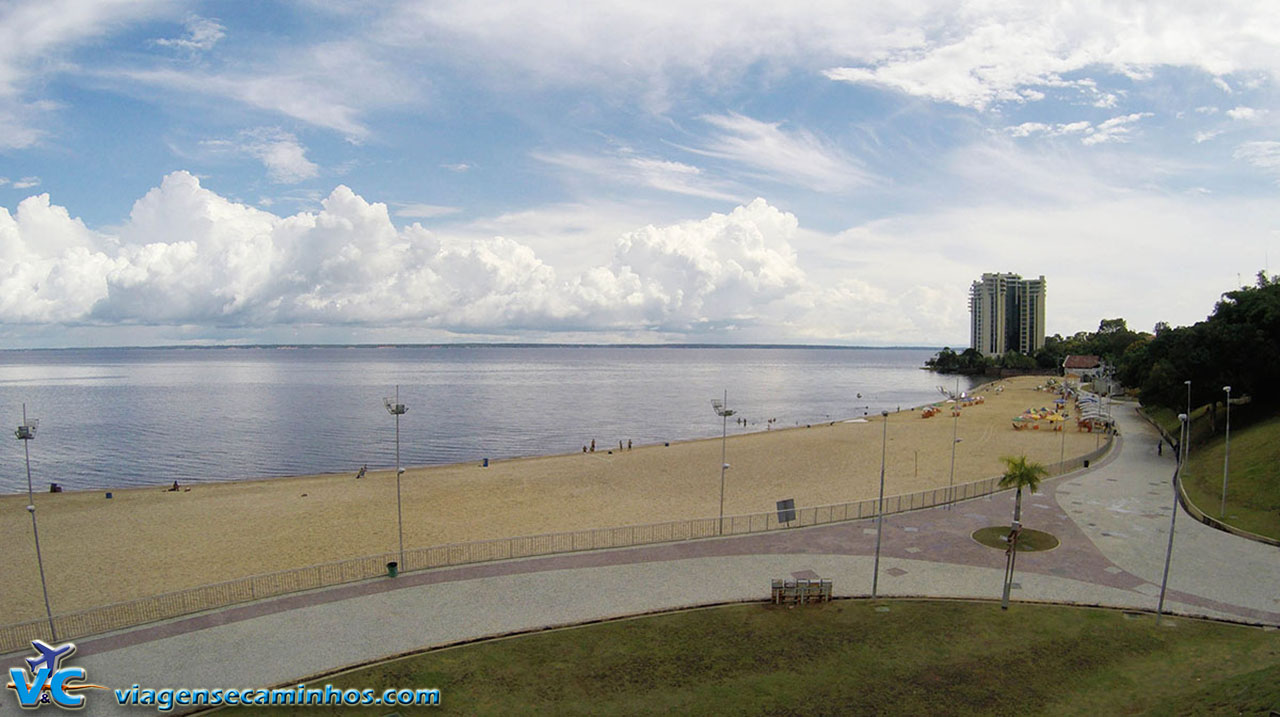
[0,346,977,492]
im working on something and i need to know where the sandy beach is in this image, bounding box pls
[1,375,1108,622]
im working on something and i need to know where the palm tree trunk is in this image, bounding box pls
[1013,487,1023,524]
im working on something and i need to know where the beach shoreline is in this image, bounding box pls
[1,375,1105,622]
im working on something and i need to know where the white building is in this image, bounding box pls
[969,273,1046,357]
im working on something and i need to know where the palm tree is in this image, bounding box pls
[998,454,1048,610]
[998,454,1048,526]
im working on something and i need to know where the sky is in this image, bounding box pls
[1,0,1278,349]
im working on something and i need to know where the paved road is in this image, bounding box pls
[6,402,1278,714]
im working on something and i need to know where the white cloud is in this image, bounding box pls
[1234,141,1280,175]
[3,168,1278,345]
[0,0,172,145]
[1005,113,1150,145]
[533,149,741,202]
[153,15,225,52]
[394,203,462,219]
[115,40,416,140]
[686,113,871,192]
[441,163,471,173]
[823,3,1280,110]
[200,129,319,183]
[13,177,41,189]
[1213,77,1233,94]
[1080,113,1152,145]
[1226,106,1264,121]
[1194,130,1223,144]
[240,129,319,183]
[0,172,818,336]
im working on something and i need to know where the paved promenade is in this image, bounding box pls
[6,402,1278,714]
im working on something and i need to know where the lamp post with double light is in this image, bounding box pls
[16,405,55,639]
[711,392,735,535]
[871,410,889,598]
[383,387,408,569]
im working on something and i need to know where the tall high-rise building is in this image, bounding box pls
[969,273,1046,356]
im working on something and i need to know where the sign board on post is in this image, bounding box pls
[776,498,796,524]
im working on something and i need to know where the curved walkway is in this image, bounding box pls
[7,404,1279,715]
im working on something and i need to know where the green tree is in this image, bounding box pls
[998,455,1049,525]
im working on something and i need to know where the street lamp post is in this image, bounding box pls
[1221,385,1231,518]
[1183,380,1192,463]
[16,405,56,639]
[947,378,959,508]
[383,387,408,570]
[1157,413,1187,624]
[1059,416,1066,472]
[871,410,889,598]
[711,392,735,535]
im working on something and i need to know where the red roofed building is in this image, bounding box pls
[1063,354,1102,378]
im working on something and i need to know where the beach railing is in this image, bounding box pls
[0,439,1112,655]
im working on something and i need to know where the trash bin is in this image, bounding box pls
[386,561,398,578]
[1083,460,1090,468]
[105,492,112,499]
[482,457,489,467]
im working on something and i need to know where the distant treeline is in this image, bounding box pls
[929,271,1280,414]
[925,316,1147,376]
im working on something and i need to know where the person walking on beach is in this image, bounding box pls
[590,439,595,452]
[627,439,632,450]
[356,465,367,479]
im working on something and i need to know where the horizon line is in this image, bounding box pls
[0,342,951,352]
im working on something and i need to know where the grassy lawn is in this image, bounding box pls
[1181,413,1280,540]
[242,601,1280,716]
[971,526,1060,551]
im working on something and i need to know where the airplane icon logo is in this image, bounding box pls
[6,639,106,710]
[26,640,76,675]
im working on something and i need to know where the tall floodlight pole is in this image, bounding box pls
[384,387,408,569]
[16,405,55,640]
[1157,413,1187,624]
[1221,385,1231,518]
[871,410,889,598]
[947,378,959,508]
[711,392,735,535]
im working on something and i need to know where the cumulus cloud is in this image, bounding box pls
[566,199,807,331]
[0,173,832,337]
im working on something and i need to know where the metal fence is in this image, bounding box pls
[0,438,1112,654]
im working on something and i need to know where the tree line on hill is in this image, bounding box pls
[1116,271,1280,413]
[929,271,1280,415]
